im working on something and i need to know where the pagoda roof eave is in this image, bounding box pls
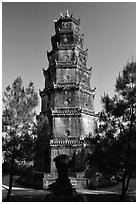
[47,44,87,58]
[40,83,96,96]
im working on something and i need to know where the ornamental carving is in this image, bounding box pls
[63,35,68,44]
[64,130,70,137]
[64,100,69,106]
[51,107,82,116]
[62,22,71,30]
[50,138,84,147]
[64,75,70,80]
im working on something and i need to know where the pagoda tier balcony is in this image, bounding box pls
[39,82,96,95]
[40,107,95,117]
[39,82,78,93]
[53,82,96,95]
[39,83,79,95]
[51,107,95,116]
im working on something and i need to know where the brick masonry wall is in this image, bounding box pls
[56,68,76,83]
[56,67,90,87]
[50,146,82,173]
[81,114,96,137]
[54,90,80,107]
[53,116,81,138]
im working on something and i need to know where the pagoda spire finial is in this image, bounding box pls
[65,10,70,17]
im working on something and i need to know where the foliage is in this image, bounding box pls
[2,77,38,161]
[2,77,38,200]
[34,113,51,172]
[89,61,136,200]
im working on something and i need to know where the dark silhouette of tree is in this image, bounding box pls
[90,61,136,201]
[2,77,38,201]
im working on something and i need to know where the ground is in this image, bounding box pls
[2,175,136,202]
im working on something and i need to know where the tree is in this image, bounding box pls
[90,61,136,201]
[114,61,136,201]
[34,113,50,172]
[2,77,38,201]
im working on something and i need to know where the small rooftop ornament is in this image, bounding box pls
[53,19,57,22]
[65,10,70,17]
[60,12,64,18]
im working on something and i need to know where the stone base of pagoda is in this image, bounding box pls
[50,137,84,172]
[43,172,88,190]
[43,138,89,190]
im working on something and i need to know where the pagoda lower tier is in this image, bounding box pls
[50,136,84,172]
[41,107,97,139]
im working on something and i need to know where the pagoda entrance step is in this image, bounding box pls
[43,175,88,189]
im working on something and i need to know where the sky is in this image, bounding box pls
[2,2,136,114]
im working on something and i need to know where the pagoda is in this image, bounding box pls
[37,11,97,187]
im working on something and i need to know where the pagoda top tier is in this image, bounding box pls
[53,10,81,34]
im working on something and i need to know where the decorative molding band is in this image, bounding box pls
[56,62,77,68]
[51,107,95,117]
[39,108,96,117]
[50,138,84,147]
[57,44,75,50]
[51,107,82,116]
[39,84,96,97]
[57,44,86,56]
[81,108,95,116]
[39,83,79,96]
[53,82,80,90]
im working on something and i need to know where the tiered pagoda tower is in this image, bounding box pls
[39,11,97,174]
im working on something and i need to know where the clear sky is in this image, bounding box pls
[2,2,136,114]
